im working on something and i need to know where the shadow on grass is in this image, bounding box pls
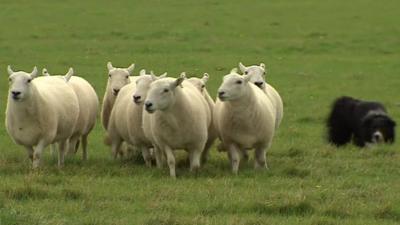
[375,204,400,222]
[4,185,49,201]
[200,200,315,217]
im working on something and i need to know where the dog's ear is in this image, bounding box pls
[386,117,396,127]
[361,113,378,127]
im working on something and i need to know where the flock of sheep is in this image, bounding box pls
[5,62,283,178]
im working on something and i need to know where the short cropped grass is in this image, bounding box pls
[1,0,400,224]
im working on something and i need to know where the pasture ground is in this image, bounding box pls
[1,0,399,224]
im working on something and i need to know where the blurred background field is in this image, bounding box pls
[0,0,399,224]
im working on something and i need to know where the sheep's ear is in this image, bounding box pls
[64,67,74,82]
[202,73,209,84]
[171,76,184,89]
[180,72,187,79]
[243,74,251,83]
[150,70,155,75]
[31,66,38,79]
[238,62,247,73]
[107,62,114,71]
[150,74,158,81]
[230,68,238,74]
[7,65,14,76]
[139,69,146,76]
[152,72,167,81]
[260,63,266,69]
[127,63,135,75]
[42,68,50,76]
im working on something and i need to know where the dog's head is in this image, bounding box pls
[362,112,396,144]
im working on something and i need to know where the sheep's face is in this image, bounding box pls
[239,63,266,89]
[144,77,183,113]
[133,75,153,104]
[187,78,205,93]
[217,73,249,101]
[133,71,167,104]
[187,73,209,94]
[107,62,135,96]
[7,67,38,102]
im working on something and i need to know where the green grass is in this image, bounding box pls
[1,0,400,224]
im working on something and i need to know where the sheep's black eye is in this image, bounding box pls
[27,79,32,83]
[236,80,242,84]
[244,71,248,75]
[201,85,205,88]
[126,75,129,79]
[263,72,266,75]
[108,74,111,78]
[8,78,12,82]
[163,88,169,93]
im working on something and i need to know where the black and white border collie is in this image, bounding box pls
[326,96,396,147]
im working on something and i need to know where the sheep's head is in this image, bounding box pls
[144,76,184,113]
[133,69,167,104]
[7,66,38,102]
[107,62,135,96]
[217,68,251,101]
[187,73,209,94]
[239,62,267,89]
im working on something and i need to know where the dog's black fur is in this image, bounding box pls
[327,96,396,147]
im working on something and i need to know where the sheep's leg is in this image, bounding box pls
[67,135,79,156]
[58,140,67,168]
[141,146,152,167]
[254,147,268,170]
[154,146,165,169]
[111,139,122,160]
[189,148,202,173]
[25,146,34,162]
[163,146,176,178]
[74,139,80,153]
[201,139,213,164]
[243,151,249,161]
[32,140,47,169]
[81,134,88,161]
[228,144,241,174]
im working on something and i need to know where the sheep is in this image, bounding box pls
[107,69,166,166]
[5,66,79,168]
[143,75,211,178]
[214,68,276,174]
[238,62,283,129]
[101,62,135,131]
[183,72,217,164]
[42,68,99,160]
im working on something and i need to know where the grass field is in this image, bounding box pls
[1,0,400,224]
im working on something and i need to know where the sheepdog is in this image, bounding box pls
[326,96,396,147]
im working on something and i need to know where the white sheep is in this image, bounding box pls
[107,69,166,166]
[214,68,276,174]
[42,68,99,160]
[143,75,211,178]
[101,62,135,131]
[184,73,217,164]
[239,62,283,129]
[5,66,79,168]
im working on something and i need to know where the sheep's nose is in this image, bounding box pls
[218,91,225,98]
[113,88,120,95]
[11,91,21,97]
[145,101,153,109]
[133,95,141,103]
[254,81,264,87]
